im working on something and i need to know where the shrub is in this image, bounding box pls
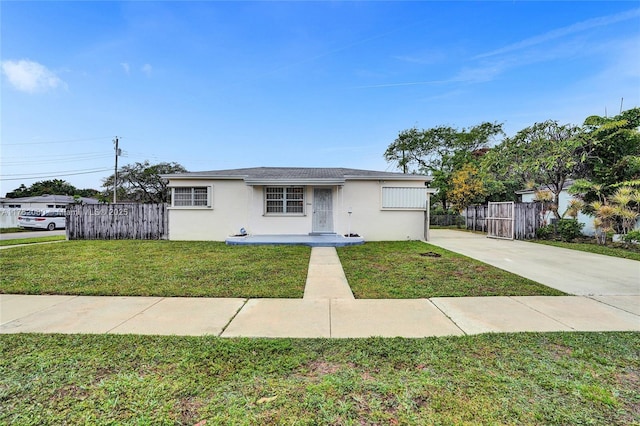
[623,230,640,244]
[556,219,584,242]
[536,224,553,240]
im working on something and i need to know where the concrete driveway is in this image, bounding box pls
[428,230,640,296]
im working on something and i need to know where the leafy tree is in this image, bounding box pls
[578,107,640,189]
[5,179,98,198]
[449,163,486,213]
[482,120,581,219]
[384,122,503,209]
[102,161,187,203]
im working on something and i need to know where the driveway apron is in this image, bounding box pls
[428,229,640,296]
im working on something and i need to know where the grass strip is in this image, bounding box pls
[338,241,564,298]
[1,332,637,425]
[531,239,640,262]
[0,240,309,298]
[0,236,66,247]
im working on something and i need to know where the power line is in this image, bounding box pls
[1,154,113,166]
[1,136,114,146]
[1,151,112,160]
[0,168,112,181]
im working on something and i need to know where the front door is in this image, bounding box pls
[312,188,333,234]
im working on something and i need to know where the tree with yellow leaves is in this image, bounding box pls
[450,163,486,213]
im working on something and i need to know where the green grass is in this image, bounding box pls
[1,332,637,425]
[0,227,27,234]
[0,240,310,298]
[0,235,66,247]
[531,239,640,262]
[338,241,564,298]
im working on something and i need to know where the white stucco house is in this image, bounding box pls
[162,167,436,243]
[516,184,596,236]
[0,194,99,209]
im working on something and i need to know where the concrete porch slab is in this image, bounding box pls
[331,299,464,338]
[109,297,247,336]
[221,299,330,338]
[0,296,161,334]
[513,296,640,331]
[225,234,364,247]
[431,296,571,334]
[1,294,77,325]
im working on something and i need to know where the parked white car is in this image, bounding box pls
[18,210,66,231]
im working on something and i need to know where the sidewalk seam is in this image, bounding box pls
[219,298,249,337]
[428,298,467,336]
[106,297,166,334]
[0,294,80,327]
[508,296,576,330]
[586,296,640,317]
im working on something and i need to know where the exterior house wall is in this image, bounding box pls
[339,180,428,241]
[520,190,596,236]
[168,179,249,240]
[245,185,316,235]
[167,178,431,241]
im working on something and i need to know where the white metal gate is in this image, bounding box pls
[487,201,514,240]
[312,188,333,234]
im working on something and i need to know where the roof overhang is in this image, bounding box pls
[163,173,432,187]
[244,178,346,186]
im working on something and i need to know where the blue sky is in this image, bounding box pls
[1,1,639,196]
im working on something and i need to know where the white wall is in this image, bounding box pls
[245,185,315,235]
[167,178,430,241]
[0,208,22,228]
[168,179,249,240]
[340,180,427,241]
[521,190,595,236]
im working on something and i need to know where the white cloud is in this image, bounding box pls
[141,63,152,76]
[1,59,66,93]
[475,8,640,59]
[121,62,130,74]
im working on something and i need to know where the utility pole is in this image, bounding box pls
[113,136,120,203]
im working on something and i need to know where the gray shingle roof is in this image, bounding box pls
[164,167,430,182]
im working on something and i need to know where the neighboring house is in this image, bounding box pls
[516,183,596,236]
[0,194,100,229]
[0,194,100,209]
[163,167,436,241]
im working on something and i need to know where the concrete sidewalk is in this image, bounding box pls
[1,245,639,338]
[2,293,638,337]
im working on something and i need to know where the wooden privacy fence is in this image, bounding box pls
[66,203,168,240]
[465,202,543,240]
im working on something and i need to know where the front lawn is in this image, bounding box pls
[0,241,309,298]
[1,332,637,425]
[338,241,564,298]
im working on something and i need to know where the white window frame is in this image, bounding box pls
[264,186,305,215]
[171,186,212,208]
